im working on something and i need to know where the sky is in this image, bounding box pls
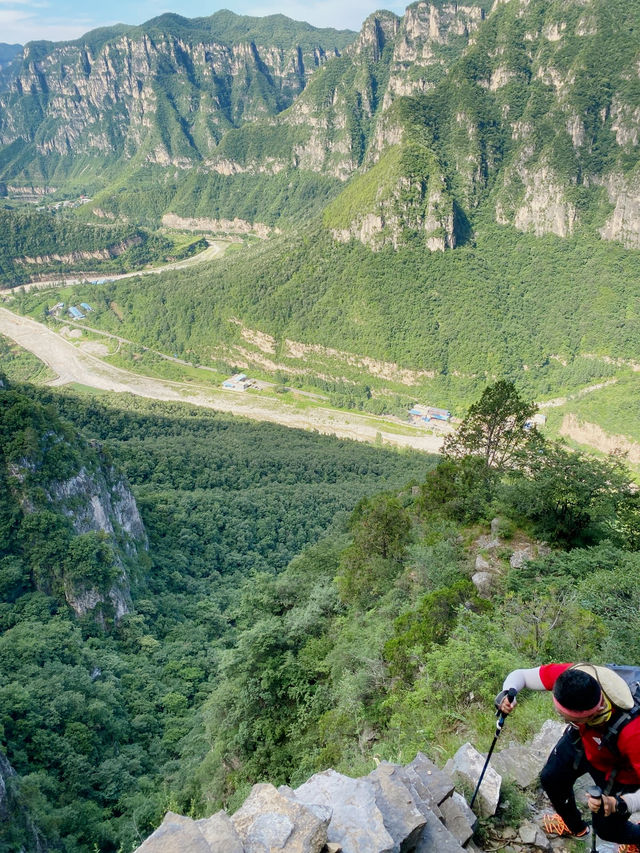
[0,0,408,45]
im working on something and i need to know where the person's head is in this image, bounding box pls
[553,669,612,725]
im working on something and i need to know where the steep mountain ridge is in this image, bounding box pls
[0,12,354,189]
[0,376,148,624]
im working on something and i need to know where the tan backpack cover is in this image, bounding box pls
[573,663,634,710]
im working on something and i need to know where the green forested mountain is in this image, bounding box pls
[0,11,354,207]
[5,2,640,850]
[3,0,640,442]
[0,208,207,284]
[2,0,640,244]
[0,376,432,851]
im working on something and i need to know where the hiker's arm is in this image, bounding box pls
[496,667,545,713]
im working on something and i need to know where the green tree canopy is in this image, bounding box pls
[443,380,538,469]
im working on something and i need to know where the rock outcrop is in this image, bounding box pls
[3,383,147,624]
[136,752,477,853]
[134,719,582,853]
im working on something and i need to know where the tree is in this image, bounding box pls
[336,494,412,605]
[443,381,538,469]
[506,442,638,547]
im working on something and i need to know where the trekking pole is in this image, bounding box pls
[470,687,517,810]
[586,787,602,853]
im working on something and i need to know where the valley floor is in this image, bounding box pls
[0,306,446,453]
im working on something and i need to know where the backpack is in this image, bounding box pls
[601,664,640,756]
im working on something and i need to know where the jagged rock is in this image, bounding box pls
[519,822,552,850]
[231,783,328,852]
[292,769,395,853]
[472,571,495,597]
[510,547,534,569]
[475,554,491,571]
[491,743,542,790]
[529,721,565,760]
[366,763,426,849]
[135,812,212,852]
[406,753,454,806]
[196,810,244,853]
[402,765,444,819]
[438,792,476,846]
[413,809,466,853]
[492,720,564,790]
[444,743,501,817]
[278,786,333,826]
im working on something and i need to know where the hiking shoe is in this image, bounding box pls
[617,845,640,852]
[542,813,590,839]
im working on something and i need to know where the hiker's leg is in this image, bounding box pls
[593,813,640,845]
[540,728,590,834]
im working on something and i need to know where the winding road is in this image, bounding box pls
[16,240,226,292]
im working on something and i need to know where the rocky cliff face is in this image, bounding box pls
[2,0,640,250]
[2,385,147,624]
[0,748,46,850]
[133,722,567,853]
[0,14,351,166]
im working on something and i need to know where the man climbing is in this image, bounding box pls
[496,663,640,853]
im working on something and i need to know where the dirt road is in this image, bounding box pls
[0,307,445,454]
[13,241,226,293]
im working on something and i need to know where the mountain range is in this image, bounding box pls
[1,0,639,251]
[2,0,640,453]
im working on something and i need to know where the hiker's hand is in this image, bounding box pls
[587,794,616,815]
[495,689,517,714]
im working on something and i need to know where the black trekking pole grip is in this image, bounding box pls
[495,687,518,731]
[587,786,602,853]
[470,688,518,810]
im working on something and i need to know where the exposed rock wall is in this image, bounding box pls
[0,26,343,162]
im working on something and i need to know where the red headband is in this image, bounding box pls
[552,693,602,720]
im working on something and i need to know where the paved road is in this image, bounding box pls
[0,307,445,453]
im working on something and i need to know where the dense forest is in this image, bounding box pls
[3,0,640,848]
[2,374,640,851]
[14,218,636,410]
[0,375,431,851]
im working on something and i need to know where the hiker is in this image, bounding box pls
[496,663,640,853]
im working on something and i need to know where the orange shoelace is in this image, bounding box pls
[541,813,588,838]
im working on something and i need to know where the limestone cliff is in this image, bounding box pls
[2,0,640,247]
[0,13,352,167]
[1,381,147,624]
[0,748,46,851]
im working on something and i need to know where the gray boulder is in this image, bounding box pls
[407,752,454,806]
[492,720,564,789]
[438,792,476,846]
[231,783,328,853]
[292,769,395,853]
[196,810,244,852]
[367,763,426,850]
[444,743,501,817]
[135,812,212,853]
[413,809,466,853]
